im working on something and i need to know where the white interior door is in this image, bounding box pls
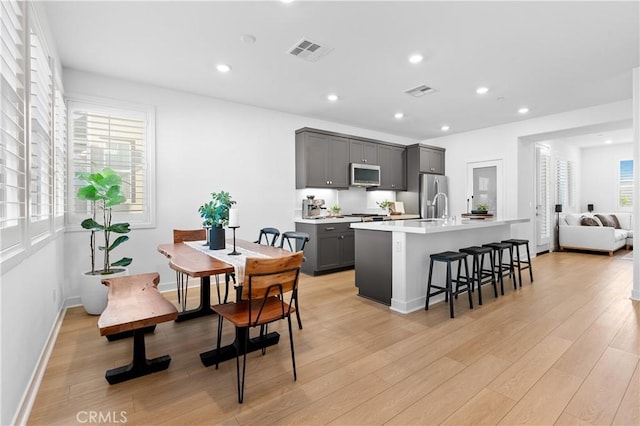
[535,145,551,253]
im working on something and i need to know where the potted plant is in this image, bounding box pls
[198,191,235,250]
[377,200,393,216]
[76,168,132,314]
[330,204,341,217]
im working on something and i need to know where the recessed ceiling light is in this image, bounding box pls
[408,54,423,64]
[281,0,294,3]
[441,125,450,131]
[394,112,404,119]
[605,139,613,144]
[476,87,489,95]
[327,93,339,102]
[518,107,529,114]
[216,64,231,73]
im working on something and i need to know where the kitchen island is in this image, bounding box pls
[295,214,419,275]
[350,217,529,314]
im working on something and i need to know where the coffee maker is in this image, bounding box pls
[302,196,325,219]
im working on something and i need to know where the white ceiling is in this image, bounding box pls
[41,1,639,141]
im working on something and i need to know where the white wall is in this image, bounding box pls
[422,100,633,244]
[62,69,417,301]
[581,143,634,213]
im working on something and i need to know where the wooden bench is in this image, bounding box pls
[98,272,178,384]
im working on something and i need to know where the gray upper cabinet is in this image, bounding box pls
[296,130,350,189]
[377,144,406,190]
[296,127,407,189]
[419,146,445,175]
[349,139,378,164]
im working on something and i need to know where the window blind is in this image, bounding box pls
[618,159,634,208]
[54,86,66,226]
[556,159,575,209]
[28,28,53,237]
[537,148,550,241]
[68,100,154,227]
[0,0,26,252]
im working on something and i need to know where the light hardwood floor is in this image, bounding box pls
[28,251,639,425]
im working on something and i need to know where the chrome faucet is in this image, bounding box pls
[432,192,449,219]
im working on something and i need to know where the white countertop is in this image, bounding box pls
[295,214,420,225]
[350,217,529,234]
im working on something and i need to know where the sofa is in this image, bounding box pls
[559,212,633,255]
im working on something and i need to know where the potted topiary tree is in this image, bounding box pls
[198,190,235,250]
[76,168,132,314]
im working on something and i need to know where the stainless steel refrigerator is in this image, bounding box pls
[420,174,448,218]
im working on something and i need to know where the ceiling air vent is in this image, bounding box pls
[404,84,437,97]
[288,38,333,62]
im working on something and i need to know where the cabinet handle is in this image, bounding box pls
[325,227,336,231]
[340,235,344,239]
[430,167,435,171]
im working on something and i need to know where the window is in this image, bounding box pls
[28,28,54,239]
[556,159,576,209]
[67,98,155,228]
[1,1,65,266]
[618,159,634,209]
[53,85,66,229]
[536,146,551,243]
[1,0,26,255]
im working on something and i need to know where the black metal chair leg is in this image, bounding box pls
[237,327,249,403]
[294,289,303,330]
[464,257,473,310]
[447,262,454,318]
[425,259,434,310]
[287,316,297,381]
[215,316,224,370]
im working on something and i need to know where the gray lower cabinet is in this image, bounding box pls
[295,222,355,275]
[354,229,392,305]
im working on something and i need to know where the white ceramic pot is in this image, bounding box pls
[80,268,128,315]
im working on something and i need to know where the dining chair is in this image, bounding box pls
[279,231,310,329]
[254,227,280,246]
[172,229,206,311]
[212,251,304,403]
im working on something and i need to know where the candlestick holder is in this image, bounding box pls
[228,226,240,255]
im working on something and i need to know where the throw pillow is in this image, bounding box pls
[581,216,600,226]
[565,214,580,226]
[595,214,619,228]
[610,214,621,229]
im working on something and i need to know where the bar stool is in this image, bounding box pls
[459,246,498,305]
[425,251,472,318]
[502,239,533,287]
[482,242,516,295]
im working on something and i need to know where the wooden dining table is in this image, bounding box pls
[157,238,293,367]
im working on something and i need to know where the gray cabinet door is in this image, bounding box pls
[349,139,378,164]
[328,136,350,187]
[305,133,331,187]
[419,147,445,174]
[296,131,349,188]
[317,234,341,270]
[378,145,406,190]
[340,232,355,266]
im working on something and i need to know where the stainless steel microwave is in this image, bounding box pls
[350,163,381,187]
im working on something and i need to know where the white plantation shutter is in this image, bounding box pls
[67,99,155,227]
[53,85,66,227]
[536,147,550,242]
[28,28,54,238]
[0,0,26,253]
[556,159,576,209]
[618,159,634,209]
